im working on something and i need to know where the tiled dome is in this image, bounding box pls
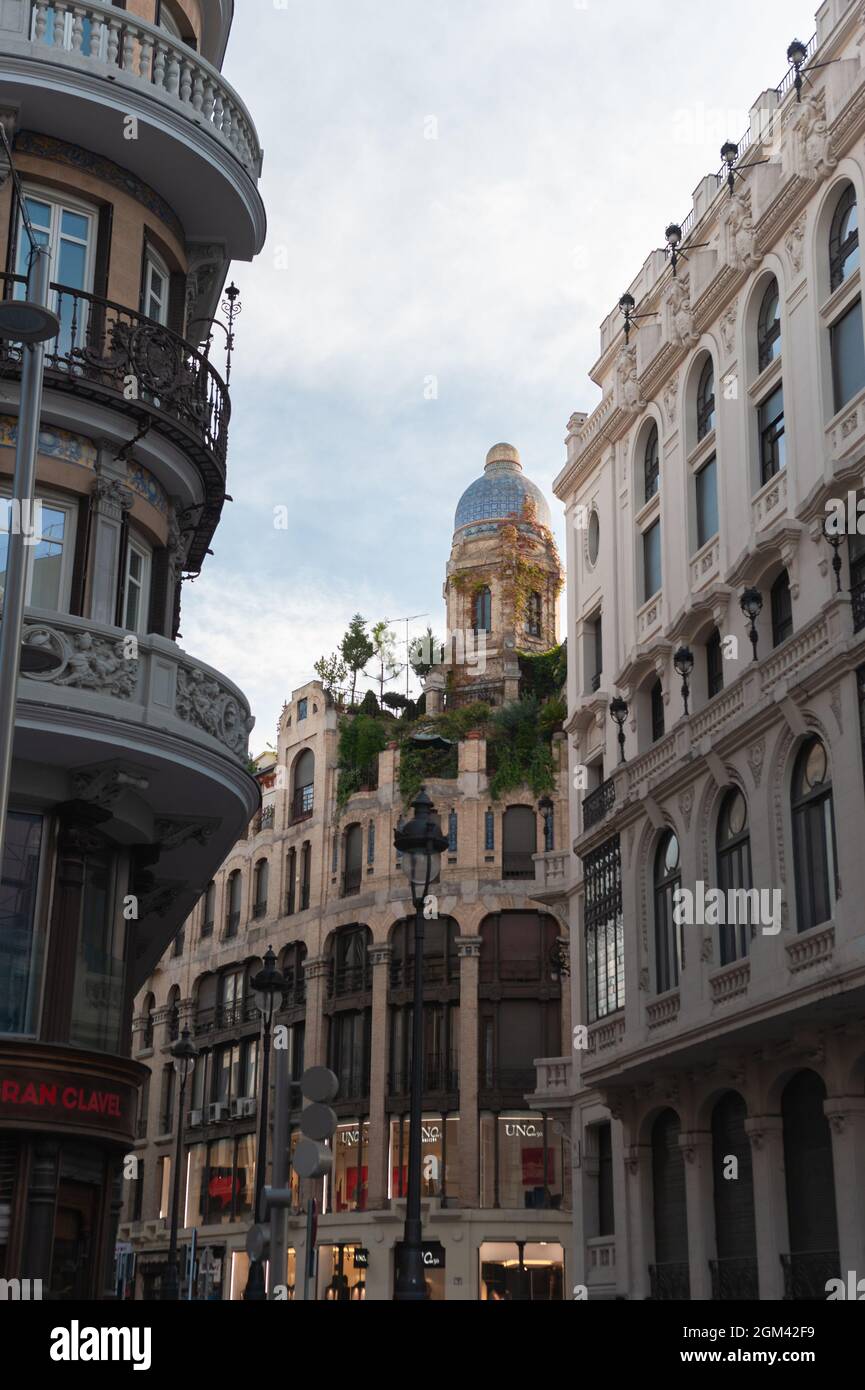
[454,443,552,535]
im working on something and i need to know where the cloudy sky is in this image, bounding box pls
[181,0,819,751]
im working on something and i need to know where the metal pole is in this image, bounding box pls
[303,1197,314,1301]
[163,1068,188,1300]
[395,886,429,1300]
[0,245,50,862]
[245,1009,272,1299]
[269,1040,289,1299]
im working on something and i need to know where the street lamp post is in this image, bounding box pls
[609,695,629,763]
[0,245,60,862]
[740,587,763,662]
[244,945,285,1300]
[393,790,448,1301]
[674,645,694,717]
[163,1027,197,1300]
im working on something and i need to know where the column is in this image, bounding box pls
[623,1142,653,1299]
[825,1096,865,1279]
[302,956,330,1069]
[456,936,481,1208]
[679,1131,714,1300]
[366,943,392,1208]
[745,1116,788,1300]
[86,470,134,625]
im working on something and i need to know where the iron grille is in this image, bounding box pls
[582,777,615,831]
[709,1256,759,1300]
[781,1251,840,1300]
[583,834,623,1022]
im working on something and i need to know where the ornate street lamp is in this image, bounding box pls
[188,281,242,385]
[822,511,845,594]
[674,645,695,717]
[393,790,448,1301]
[618,292,656,345]
[244,945,286,1301]
[787,38,809,100]
[662,223,710,277]
[538,794,554,852]
[740,587,763,662]
[609,695,629,764]
[163,1027,197,1300]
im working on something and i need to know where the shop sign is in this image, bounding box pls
[353,1248,369,1269]
[0,1066,136,1136]
[421,1243,445,1269]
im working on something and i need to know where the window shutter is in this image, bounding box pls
[94,203,113,299]
[148,545,170,637]
[69,494,91,617]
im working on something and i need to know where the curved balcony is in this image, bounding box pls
[0,0,265,258]
[10,607,257,986]
[0,273,229,569]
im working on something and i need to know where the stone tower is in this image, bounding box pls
[428,443,562,710]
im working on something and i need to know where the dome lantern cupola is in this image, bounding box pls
[453,442,552,537]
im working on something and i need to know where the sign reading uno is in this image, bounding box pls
[504,1123,542,1139]
[0,1067,135,1135]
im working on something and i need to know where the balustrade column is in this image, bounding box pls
[456,936,482,1208]
[86,468,134,626]
[366,944,392,1208]
[825,1096,865,1280]
[745,1116,788,1300]
[679,1130,714,1300]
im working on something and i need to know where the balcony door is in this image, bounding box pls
[16,192,95,356]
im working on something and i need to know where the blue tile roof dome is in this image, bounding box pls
[454,444,552,535]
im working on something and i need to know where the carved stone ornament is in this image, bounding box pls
[700,935,714,963]
[666,274,699,349]
[718,299,738,358]
[92,473,135,517]
[154,816,219,851]
[175,664,254,757]
[615,342,645,415]
[638,966,649,992]
[72,764,151,810]
[21,623,139,698]
[137,879,186,919]
[678,786,694,832]
[788,89,837,181]
[830,685,843,734]
[721,191,760,272]
[785,212,807,275]
[662,374,679,426]
[747,739,765,788]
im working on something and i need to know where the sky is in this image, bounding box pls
[180,0,820,754]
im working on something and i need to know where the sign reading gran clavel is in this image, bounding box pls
[0,1065,137,1137]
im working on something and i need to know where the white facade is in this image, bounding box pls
[536,0,865,1302]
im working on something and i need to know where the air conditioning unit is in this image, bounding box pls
[207,1102,228,1123]
[229,1099,244,1119]
[187,1109,203,1128]
[238,1097,257,1118]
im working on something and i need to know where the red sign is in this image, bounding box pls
[0,1064,136,1138]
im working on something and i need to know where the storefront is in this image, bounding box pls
[479,1241,565,1300]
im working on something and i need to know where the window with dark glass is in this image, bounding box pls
[485,809,495,851]
[791,738,837,933]
[69,846,125,1053]
[329,1010,371,1099]
[771,570,793,647]
[473,586,492,634]
[298,698,308,721]
[830,298,865,413]
[584,836,623,1023]
[342,825,362,896]
[0,812,44,1035]
[830,182,859,292]
[697,358,716,440]
[759,384,786,484]
[695,455,718,549]
[225,871,241,938]
[597,1122,614,1236]
[651,679,664,743]
[757,278,781,370]
[590,611,603,691]
[644,423,660,501]
[292,748,314,820]
[253,859,268,918]
[643,518,661,599]
[286,847,297,915]
[366,822,375,867]
[716,790,753,964]
[202,881,215,938]
[654,832,682,994]
[502,806,537,879]
[448,810,458,853]
[332,925,370,994]
[706,627,724,698]
[526,591,541,637]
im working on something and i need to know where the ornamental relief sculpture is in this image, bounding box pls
[786,89,837,181]
[784,212,807,276]
[175,664,254,758]
[666,274,699,348]
[21,623,139,698]
[615,342,646,415]
[721,191,759,272]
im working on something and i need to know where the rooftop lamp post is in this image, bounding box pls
[162,1027,197,1300]
[393,790,448,1301]
[740,587,763,662]
[788,38,809,100]
[822,512,845,594]
[674,645,695,717]
[538,794,554,852]
[609,695,629,764]
[244,945,286,1301]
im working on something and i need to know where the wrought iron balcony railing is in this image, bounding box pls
[852,577,865,633]
[649,1262,691,1300]
[389,956,456,989]
[342,867,362,898]
[0,273,230,570]
[291,787,314,822]
[709,1256,758,1300]
[781,1250,840,1300]
[388,1054,459,1094]
[330,964,371,997]
[582,777,615,831]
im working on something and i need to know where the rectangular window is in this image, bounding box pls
[16,193,95,355]
[642,519,661,600]
[695,455,718,550]
[142,249,169,326]
[122,541,150,633]
[651,682,665,743]
[69,849,125,1054]
[0,812,45,1035]
[367,822,375,866]
[584,836,623,1023]
[706,630,724,699]
[831,299,865,414]
[448,811,458,853]
[597,1123,614,1236]
[298,699,308,721]
[758,385,786,485]
[0,495,76,613]
[485,809,495,852]
[591,612,603,692]
[771,577,793,648]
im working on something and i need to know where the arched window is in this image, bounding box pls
[526,591,542,637]
[696,359,716,440]
[716,789,753,964]
[654,831,681,993]
[292,748,314,820]
[342,824,363,897]
[791,738,837,933]
[757,278,781,371]
[650,678,665,743]
[473,586,492,634]
[225,870,241,938]
[330,924,371,996]
[781,1071,839,1291]
[502,805,537,879]
[650,1109,690,1299]
[770,570,793,647]
[253,859,269,918]
[644,422,660,501]
[830,183,859,291]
